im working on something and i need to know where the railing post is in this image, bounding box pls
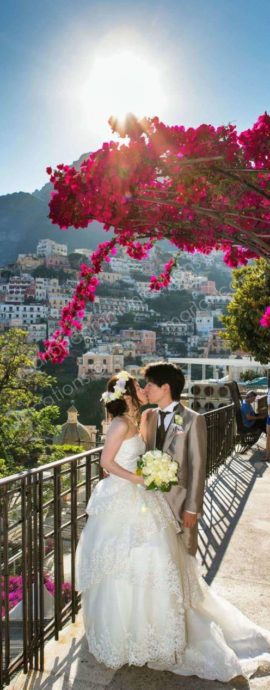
[70,460,78,622]
[1,485,10,686]
[32,475,39,670]
[26,474,33,671]
[53,466,62,640]
[21,476,28,675]
[38,471,45,671]
[86,454,92,505]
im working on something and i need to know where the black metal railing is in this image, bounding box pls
[204,404,235,477]
[0,404,236,688]
[0,447,103,688]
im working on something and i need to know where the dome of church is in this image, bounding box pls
[54,403,93,450]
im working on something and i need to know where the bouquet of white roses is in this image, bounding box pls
[136,450,178,492]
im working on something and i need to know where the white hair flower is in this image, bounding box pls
[100,391,115,403]
[116,370,130,381]
[100,370,131,404]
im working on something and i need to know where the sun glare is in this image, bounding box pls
[83,49,166,135]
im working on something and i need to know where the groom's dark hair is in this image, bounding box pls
[144,362,185,401]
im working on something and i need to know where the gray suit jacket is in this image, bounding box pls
[145,402,207,554]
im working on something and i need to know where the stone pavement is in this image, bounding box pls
[6,439,270,690]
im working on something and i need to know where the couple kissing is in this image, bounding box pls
[101,361,207,555]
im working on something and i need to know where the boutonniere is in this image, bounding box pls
[174,414,183,426]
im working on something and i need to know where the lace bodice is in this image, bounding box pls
[113,433,145,471]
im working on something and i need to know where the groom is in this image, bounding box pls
[143,362,207,556]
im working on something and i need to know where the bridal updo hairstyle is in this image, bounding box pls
[105,374,141,419]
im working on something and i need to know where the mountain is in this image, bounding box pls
[0,153,111,267]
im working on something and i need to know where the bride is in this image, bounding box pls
[75,371,270,682]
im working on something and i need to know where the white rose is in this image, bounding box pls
[142,466,153,476]
[162,452,171,462]
[143,451,154,462]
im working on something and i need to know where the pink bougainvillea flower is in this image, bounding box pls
[260,306,270,328]
[39,112,270,363]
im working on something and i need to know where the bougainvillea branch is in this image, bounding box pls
[40,112,270,362]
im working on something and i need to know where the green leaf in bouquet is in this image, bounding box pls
[145,481,158,491]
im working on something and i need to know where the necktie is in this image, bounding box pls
[156,410,170,450]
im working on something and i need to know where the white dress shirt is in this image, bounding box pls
[158,402,178,431]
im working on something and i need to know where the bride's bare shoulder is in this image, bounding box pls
[107,416,129,437]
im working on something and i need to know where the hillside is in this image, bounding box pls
[0,152,111,266]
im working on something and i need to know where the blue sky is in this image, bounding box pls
[1,0,269,195]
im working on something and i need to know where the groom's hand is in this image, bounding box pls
[182,511,198,528]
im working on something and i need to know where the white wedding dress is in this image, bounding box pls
[75,434,270,682]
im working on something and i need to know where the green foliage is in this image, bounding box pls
[170,341,187,356]
[0,457,22,479]
[40,336,109,428]
[213,315,223,328]
[146,289,194,318]
[96,284,133,298]
[31,265,69,283]
[205,266,232,291]
[57,378,106,427]
[0,329,59,473]
[0,329,55,412]
[0,405,60,469]
[37,444,89,503]
[0,269,13,280]
[38,443,83,465]
[221,259,270,364]
[117,312,157,330]
[68,253,90,270]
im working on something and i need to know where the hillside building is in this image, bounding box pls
[37,239,68,257]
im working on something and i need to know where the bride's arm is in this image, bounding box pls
[139,408,151,443]
[100,417,144,485]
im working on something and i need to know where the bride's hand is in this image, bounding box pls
[132,473,145,486]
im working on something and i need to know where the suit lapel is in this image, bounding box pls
[147,402,188,452]
[163,402,185,453]
[163,419,175,453]
[148,409,158,450]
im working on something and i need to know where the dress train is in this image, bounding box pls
[75,434,270,682]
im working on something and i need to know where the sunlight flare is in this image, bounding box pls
[82,48,166,134]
